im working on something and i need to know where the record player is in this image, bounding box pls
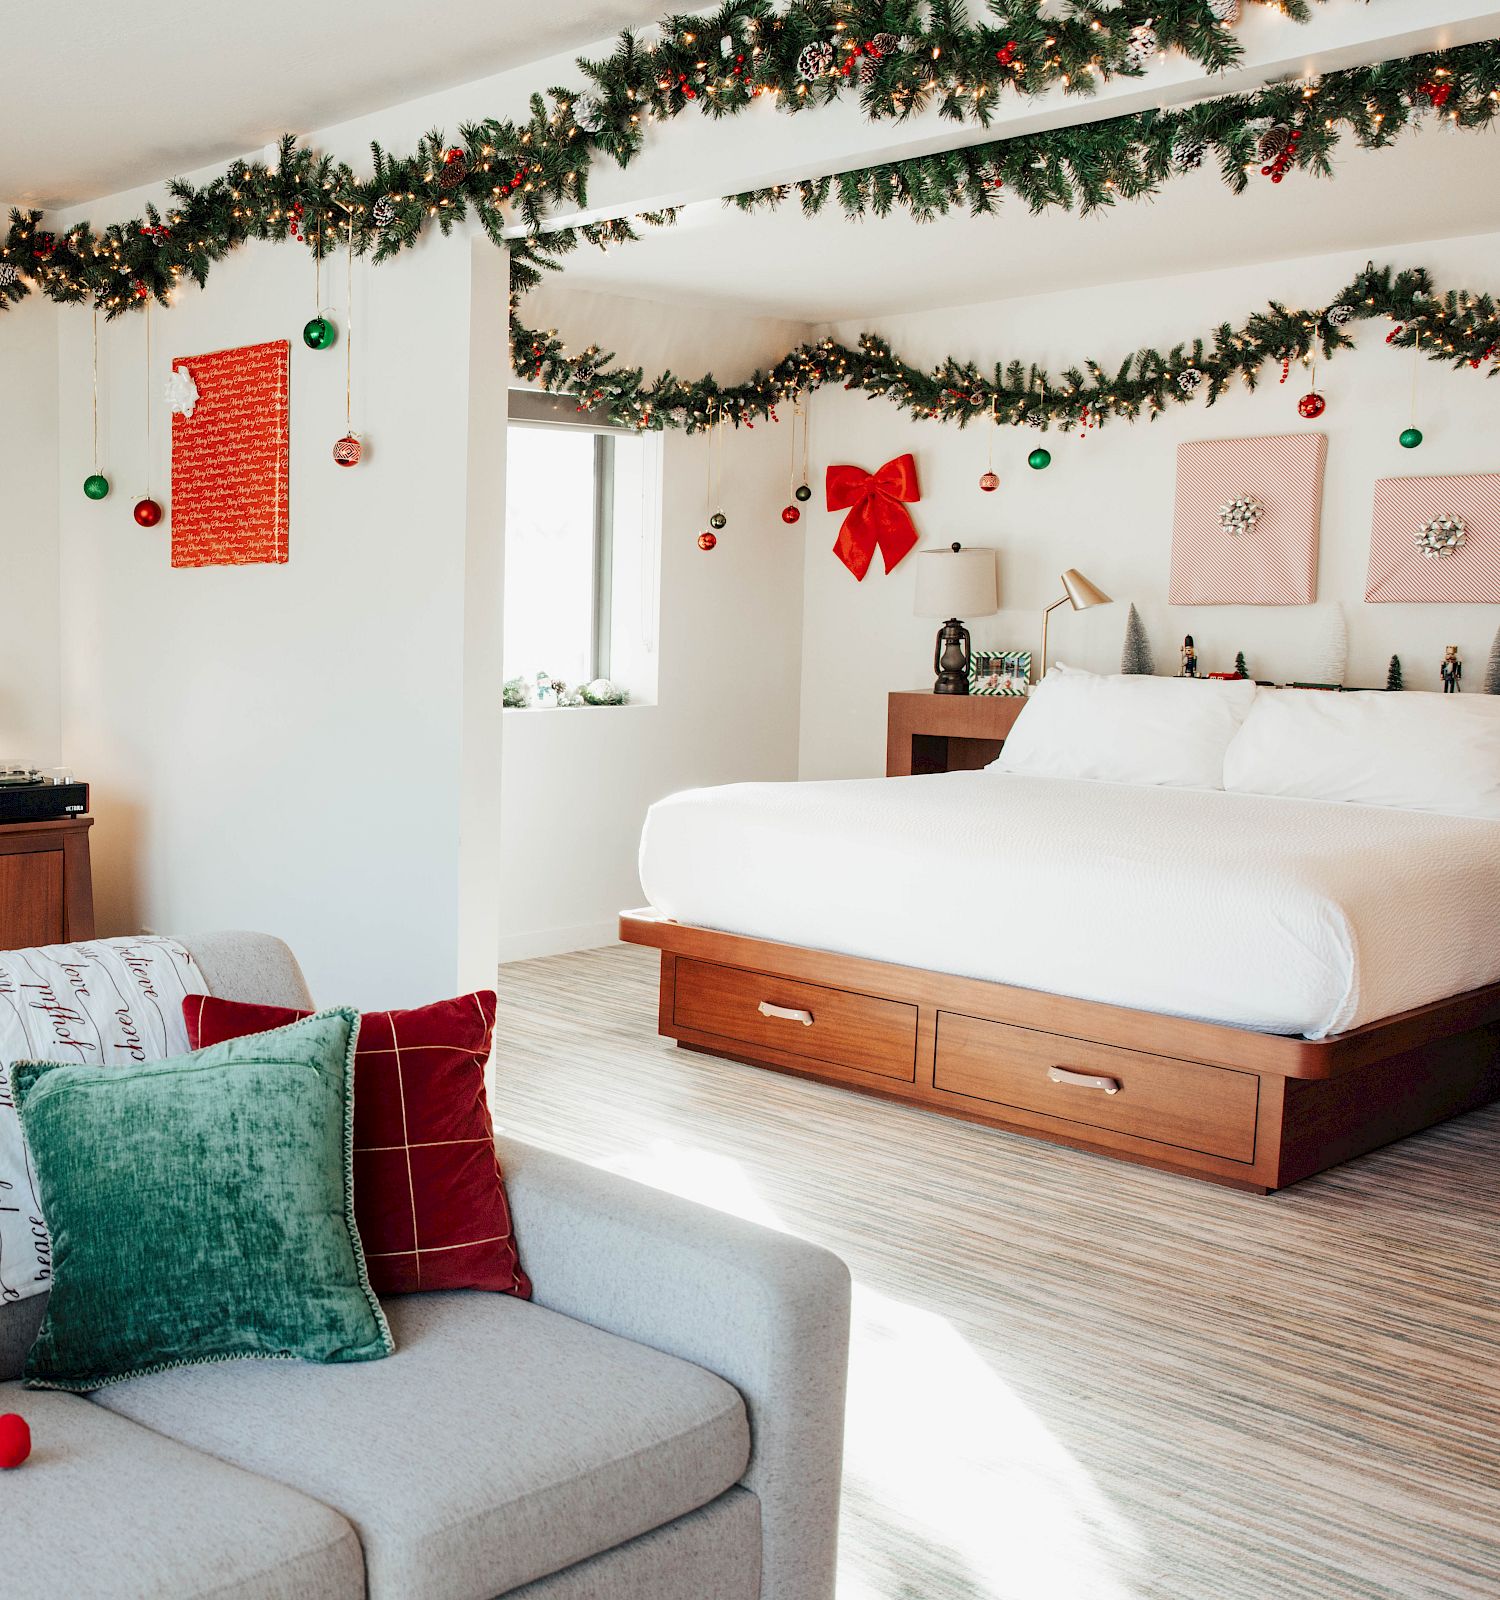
[0,766,90,822]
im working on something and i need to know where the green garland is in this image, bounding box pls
[509,264,1500,432]
[0,0,1335,319]
[728,41,1500,221]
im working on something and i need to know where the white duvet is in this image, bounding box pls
[638,772,1500,1038]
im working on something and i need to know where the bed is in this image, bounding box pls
[621,767,1500,1192]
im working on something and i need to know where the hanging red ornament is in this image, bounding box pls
[1297,391,1326,419]
[133,496,164,527]
[979,470,1000,493]
[333,433,363,467]
[781,505,801,524]
[697,530,717,551]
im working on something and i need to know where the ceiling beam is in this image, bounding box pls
[510,0,1500,237]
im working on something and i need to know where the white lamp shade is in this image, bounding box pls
[913,546,999,619]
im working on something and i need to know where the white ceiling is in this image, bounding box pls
[549,123,1500,322]
[0,0,657,206]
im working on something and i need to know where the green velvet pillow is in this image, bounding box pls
[14,1007,393,1392]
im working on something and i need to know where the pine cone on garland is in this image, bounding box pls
[859,56,880,86]
[371,196,398,229]
[1208,0,1242,23]
[797,40,835,80]
[0,263,18,288]
[438,147,468,190]
[1178,367,1205,395]
[1325,303,1354,328]
[1172,138,1207,173]
[870,32,899,59]
[1124,24,1158,72]
[1256,123,1293,165]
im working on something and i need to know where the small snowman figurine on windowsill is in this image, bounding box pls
[1441,644,1462,694]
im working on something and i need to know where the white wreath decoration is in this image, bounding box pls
[1417,514,1467,558]
[1219,495,1263,535]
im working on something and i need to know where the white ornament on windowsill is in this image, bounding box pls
[164,367,199,418]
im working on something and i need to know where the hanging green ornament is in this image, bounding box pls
[1399,426,1423,449]
[303,315,337,350]
[83,473,110,501]
[1028,447,1052,470]
[709,510,727,530]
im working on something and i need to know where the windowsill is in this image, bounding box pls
[502,701,657,715]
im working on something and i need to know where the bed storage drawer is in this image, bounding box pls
[673,957,918,1082]
[933,1012,1259,1162]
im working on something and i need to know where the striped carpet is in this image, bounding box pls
[493,943,1500,1600]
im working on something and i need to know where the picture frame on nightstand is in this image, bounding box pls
[968,649,1032,696]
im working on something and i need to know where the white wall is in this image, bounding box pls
[498,285,810,959]
[0,282,60,764]
[53,221,509,1007]
[799,230,1500,779]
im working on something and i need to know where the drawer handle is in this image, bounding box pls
[758,1001,814,1027]
[1048,1066,1120,1095]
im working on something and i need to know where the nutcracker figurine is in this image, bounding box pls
[1180,635,1199,678]
[1441,645,1462,693]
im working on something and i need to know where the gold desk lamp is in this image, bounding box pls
[1038,569,1112,683]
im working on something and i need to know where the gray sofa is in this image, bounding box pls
[2,932,852,1600]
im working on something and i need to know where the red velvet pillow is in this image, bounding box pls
[184,990,530,1299]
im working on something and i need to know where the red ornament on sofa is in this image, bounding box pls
[1297,391,1327,420]
[0,1412,31,1469]
[825,454,921,580]
[186,991,530,1298]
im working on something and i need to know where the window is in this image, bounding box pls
[503,404,660,702]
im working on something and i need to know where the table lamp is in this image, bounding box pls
[1039,568,1112,682]
[914,543,999,695]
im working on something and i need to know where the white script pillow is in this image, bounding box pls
[1223,687,1500,819]
[990,666,1258,790]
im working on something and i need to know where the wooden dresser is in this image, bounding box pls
[0,818,95,947]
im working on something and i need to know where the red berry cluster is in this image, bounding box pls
[1278,357,1291,383]
[727,52,750,83]
[32,232,56,259]
[995,41,1019,65]
[674,71,699,99]
[1385,324,1405,344]
[1419,78,1453,109]
[286,201,305,239]
[1261,127,1301,183]
[502,164,530,196]
[138,224,171,245]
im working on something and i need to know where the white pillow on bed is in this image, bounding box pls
[989,665,1257,789]
[1223,687,1500,819]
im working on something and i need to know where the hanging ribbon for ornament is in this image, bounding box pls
[825,454,921,580]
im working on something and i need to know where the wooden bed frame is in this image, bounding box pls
[620,909,1500,1192]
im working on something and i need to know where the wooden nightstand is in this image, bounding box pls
[886,692,1027,777]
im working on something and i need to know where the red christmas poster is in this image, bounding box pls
[169,340,289,567]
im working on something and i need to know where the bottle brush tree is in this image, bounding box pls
[1386,655,1403,691]
[1120,604,1155,675]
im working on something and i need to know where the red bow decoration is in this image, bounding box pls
[826,455,921,580]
